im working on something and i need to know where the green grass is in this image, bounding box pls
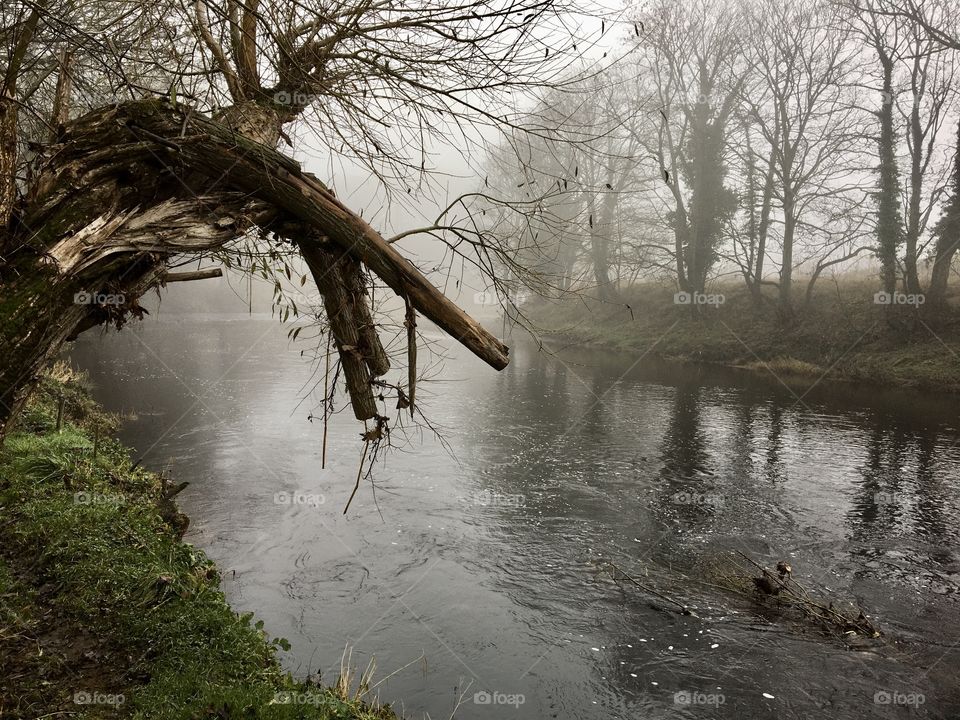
[527,278,960,391]
[0,372,398,720]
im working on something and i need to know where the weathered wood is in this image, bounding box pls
[90,99,509,370]
[162,268,223,283]
[344,262,391,378]
[299,238,378,420]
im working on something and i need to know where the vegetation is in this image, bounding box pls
[0,366,397,720]
[529,279,960,391]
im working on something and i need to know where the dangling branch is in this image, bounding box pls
[343,430,369,515]
[322,330,331,469]
[404,295,417,418]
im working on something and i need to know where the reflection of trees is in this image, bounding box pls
[913,432,950,549]
[847,414,958,573]
[761,404,786,484]
[653,382,717,530]
[464,338,960,605]
[847,421,906,542]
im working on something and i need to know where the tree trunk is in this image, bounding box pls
[928,236,957,307]
[876,57,904,296]
[0,99,508,437]
[927,122,960,309]
[904,100,924,295]
[587,191,618,302]
[779,190,796,319]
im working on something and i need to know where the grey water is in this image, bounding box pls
[70,314,960,719]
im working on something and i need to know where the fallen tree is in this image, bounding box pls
[0,97,509,438]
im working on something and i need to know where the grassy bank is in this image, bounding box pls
[0,365,397,719]
[527,279,960,392]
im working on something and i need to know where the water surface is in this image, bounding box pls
[71,315,960,719]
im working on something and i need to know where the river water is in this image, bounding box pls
[70,314,960,719]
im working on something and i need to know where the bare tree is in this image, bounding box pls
[0,0,597,441]
[741,0,864,318]
[851,0,957,297]
[630,0,744,299]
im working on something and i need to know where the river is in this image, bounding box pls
[70,314,960,719]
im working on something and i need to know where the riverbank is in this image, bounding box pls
[0,365,397,719]
[526,280,960,392]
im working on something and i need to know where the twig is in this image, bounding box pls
[604,561,697,617]
[342,433,369,515]
[322,330,330,469]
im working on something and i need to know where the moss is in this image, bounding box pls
[0,373,399,720]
